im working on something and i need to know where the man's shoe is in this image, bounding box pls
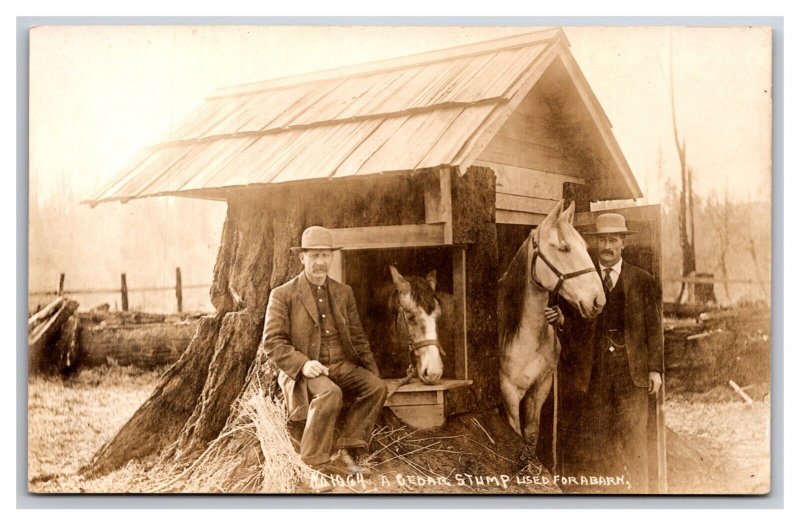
[330,449,364,476]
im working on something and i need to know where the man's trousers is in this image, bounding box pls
[292,361,387,466]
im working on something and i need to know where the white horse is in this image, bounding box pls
[498,200,605,446]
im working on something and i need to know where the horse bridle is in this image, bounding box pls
[529,233,596,299]
[394,305,446,367]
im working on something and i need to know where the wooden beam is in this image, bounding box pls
[477,134,580,177]
[330,224,446,251]
[330,250,345,283]
[452,246,468,380]
[496,193,559,215]
[475,160,583,200]
[424,169,454,244]
[496,209,547,226]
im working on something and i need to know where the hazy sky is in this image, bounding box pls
[29,25,772,206]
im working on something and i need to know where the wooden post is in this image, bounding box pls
[175,267,183,313]
[57,273,65,296]
[452,246,468,380]
[424,168,453,245]
[120,273,129,312]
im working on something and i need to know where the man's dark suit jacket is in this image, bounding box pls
[261,273,380,421]
[561,260,664,392]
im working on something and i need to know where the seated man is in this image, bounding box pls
[261,225,387,476]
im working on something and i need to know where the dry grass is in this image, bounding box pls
[29,365,318,494]
[28,365,167,493]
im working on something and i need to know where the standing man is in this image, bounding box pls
[261,226,387,476]
[546,213,664,492]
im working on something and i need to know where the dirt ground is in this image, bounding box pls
[665,385,771,495]
[27,365,770,495]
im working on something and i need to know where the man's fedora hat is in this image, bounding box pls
[291,226,342,252]
[584,213,636,236]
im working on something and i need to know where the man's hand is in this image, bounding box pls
[302,360,330,379]
[648,371,662,395]
[544,306,564,327]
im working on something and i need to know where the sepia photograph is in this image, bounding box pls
[26,24,772,495]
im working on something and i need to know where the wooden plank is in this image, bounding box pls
[329,224,445,251]
[384,390,439,408]
[384,379,472,393]
[452,247,468,380]
[475,161,582,200]
[477,134,579,177]
[496,209,547,226]
[494,105,562,150]
[496,194,559,215]
[388,404,445,429]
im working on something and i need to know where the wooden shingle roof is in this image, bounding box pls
[88,29,641,205]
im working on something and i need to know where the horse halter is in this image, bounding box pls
[395,306,446,366]
[529,234,596,298]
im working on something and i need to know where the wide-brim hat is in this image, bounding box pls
[290,225,343,252]
[583,213,637,236]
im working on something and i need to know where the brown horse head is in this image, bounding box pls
[389,266,444,384]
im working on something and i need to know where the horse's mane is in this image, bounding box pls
[498,236,529,350]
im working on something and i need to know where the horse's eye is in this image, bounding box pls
[558,241,570,253]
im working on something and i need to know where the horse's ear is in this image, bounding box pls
[541,199,564,229]
[559,200,576,225]
[390,266,411,294]
[425,270,437,291]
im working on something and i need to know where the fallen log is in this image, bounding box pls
[55,314,80,371]
[28,297,79,372]
[78,319,199,367]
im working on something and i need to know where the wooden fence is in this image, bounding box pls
[28,267,210,313]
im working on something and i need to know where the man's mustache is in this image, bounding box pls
[601,250,614,256]
[312,265,328,272]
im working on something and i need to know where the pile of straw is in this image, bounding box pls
[154,383,314,493]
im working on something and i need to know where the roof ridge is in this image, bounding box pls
[210,28,564,100]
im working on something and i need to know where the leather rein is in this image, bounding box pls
[529,233,596,304]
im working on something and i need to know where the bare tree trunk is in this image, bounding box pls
[668,42,696,304]
[747,238,769,302]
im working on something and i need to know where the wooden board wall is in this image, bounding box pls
[475,71,588,225]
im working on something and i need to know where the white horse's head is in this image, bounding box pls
[532,201,605,319]
[389,266,444,384]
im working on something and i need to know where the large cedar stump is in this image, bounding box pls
[85,169,501,483]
